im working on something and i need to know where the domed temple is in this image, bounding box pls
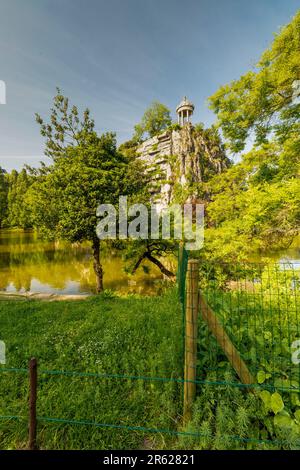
[137,98,229,210]
[176,96,195,126]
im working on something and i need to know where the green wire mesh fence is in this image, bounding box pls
[198,260,300,395]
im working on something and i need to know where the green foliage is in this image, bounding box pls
[270,393,285,415]
[28,132,131,243]
[0,168,8,227]
[166,123,181,132]
[209,11,300,153]
[204,137,300,261]
[118,139,139,159]
[257,371,271,384]
[133,101,172,141]
[35,87,95,161]
[30,90,147,291]
[204,12,300,260]
[5,169,35,229]
[178,377,300,449]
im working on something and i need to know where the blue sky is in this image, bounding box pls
[0,0,299,171]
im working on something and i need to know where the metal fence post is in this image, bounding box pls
[28,357,38,450]
[183,259,199,423]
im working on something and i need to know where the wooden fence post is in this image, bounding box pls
[183,259,199,423]
[28,357,37,450]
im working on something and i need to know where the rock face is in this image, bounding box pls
[137,123,229,209]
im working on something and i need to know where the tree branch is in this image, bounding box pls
[145,252,175,278]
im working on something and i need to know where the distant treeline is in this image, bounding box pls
[0,168,34,229]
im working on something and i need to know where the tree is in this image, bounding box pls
[203,12,300,262]
[35,87,95,161]
[31,90,144,292]
[124,239,176,278]
[121,121,230,277]
[5,169,34,228]
[203,136,300,261]
[134,101,172,141]
[209,11,300,152]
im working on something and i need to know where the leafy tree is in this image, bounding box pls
[5,169,34,228]
[133,101,172,141]
[35,87,95,161]
[204,137,300,261]
[31,91,144,292]
[204,12,300,262]
[209,11,300,152]
[0,168,8,227]
[118,138,139,159]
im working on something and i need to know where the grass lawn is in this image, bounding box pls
[0,290,183,450]
[2,279,299,450]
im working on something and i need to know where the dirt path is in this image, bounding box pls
[0,292,91,301]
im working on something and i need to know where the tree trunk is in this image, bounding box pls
[92,238,103,293]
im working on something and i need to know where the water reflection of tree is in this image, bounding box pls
[0,231,164,294]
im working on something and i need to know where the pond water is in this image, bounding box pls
[0,230,169,295]
[0,230,299,296]
[254,241,300,269]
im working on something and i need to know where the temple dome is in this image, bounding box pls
[176,96,195,113]
[176,96,194,126]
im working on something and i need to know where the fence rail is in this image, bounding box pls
[0,362,294,449]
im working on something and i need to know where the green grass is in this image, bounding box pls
[0,290,183,449]
[1,273,300,450]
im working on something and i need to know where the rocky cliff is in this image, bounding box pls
[137,123,229,209]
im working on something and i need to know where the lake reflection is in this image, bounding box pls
[0,230,166,295]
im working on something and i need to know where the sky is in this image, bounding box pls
[0,0,299,171]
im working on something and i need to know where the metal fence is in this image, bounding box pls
[197,260,300,395]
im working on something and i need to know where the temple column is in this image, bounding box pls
[176,97,195,127]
